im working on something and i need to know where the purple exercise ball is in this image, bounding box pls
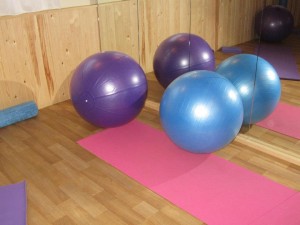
[153,33,215,88]
[255,5,294,42]
[70,51,148,128]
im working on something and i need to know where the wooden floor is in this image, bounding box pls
[1,34,300,225]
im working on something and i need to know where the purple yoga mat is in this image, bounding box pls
[221,46,242,54]
[256,43,300,80]
[0,181,27,225]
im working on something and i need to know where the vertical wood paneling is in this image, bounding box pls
[36,6,100,106]
[288,0,300,27]
[98,0,139,62]
[0,6,100,110]
[191,0,217,50]
[217,0,264,49]
[0,15,46,109]
[138,0,190,73]
[265,0,277,5]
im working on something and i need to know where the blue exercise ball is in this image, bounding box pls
[70,51,148,128]
[160,70,243,154]
[216,54,281,125]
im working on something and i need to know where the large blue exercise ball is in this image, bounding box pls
[216,54,281,125]
[255,5,294,42]
[160,70,243,154]
[70,51,148,128]
[153,33,215,88]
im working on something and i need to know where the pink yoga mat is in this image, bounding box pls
[256,102,300,139]
[78,120,300,225]
[251,193,300,225]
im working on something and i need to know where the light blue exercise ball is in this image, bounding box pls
[159,70,244,154]
[216,54,281,125]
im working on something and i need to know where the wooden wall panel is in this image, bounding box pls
[36,6,100,106]
[288,0,300,27]
[0,15,46,109]
[138,0,191,73]
[191,0,217,50]
[217,0,264,49]
[0,6,100,110]
[98,0,127,3]
[265,0,277,5]
[98,0,139,62]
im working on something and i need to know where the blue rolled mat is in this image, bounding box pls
[0,101,38,128]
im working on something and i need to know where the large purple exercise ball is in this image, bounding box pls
[255,5,294,42]
[153,33,215,88]
[70,51,148,128]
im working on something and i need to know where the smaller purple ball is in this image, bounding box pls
[70,51,148,128]
[255,5,294,42]
[153,33,215,88]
